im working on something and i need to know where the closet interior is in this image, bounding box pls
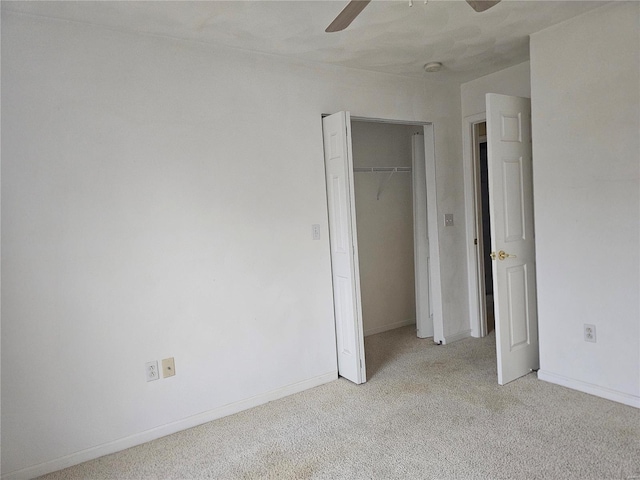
[350,121,423,337]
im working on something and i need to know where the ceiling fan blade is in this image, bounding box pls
[325,0,371,33]
[466,0,501,13]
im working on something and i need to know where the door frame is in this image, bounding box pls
[463,112,488,338]
[323,114,445,349]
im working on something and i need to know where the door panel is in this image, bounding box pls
[486,94,539,385]
[506,264,529,348]
[422,125,445,344]
[336,276,356,355]
[328,175,348,253]
[412,133,434,339]
[502,158,526,242]
[322,112,366,384]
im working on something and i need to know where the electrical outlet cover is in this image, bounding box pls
[146,361,159,382]
[444,213,454,227]
[162,357,176,378]
[584,324,596,343]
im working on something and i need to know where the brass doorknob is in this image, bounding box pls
[490,250,517,261]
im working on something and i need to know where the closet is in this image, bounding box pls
[351,121,423,337]
[322,111,443,384]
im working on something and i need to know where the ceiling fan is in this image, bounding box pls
[326,0,501,33]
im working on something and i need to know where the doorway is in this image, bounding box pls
[464,95,539,385]
[474,121,495,335]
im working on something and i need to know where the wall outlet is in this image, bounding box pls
[444,213,454,227]
[162,357,176,378]
[312,224,321,240]
[584,324,596,343]
[145,361,159,382]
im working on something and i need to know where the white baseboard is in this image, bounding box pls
[364,319,415,337]
[1,371,338,480]
[538,370,640,409]
[442,329,472,345]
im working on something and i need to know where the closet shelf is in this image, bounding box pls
[353,166,411,200]
[353,166,412,173]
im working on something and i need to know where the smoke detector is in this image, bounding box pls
[424,62,443,73]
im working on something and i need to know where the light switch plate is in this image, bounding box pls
[162,357,176,378]
[444,214,454,227]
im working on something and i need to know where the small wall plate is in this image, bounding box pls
[162,357,176,378]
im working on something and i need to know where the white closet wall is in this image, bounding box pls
[351,121,419,336]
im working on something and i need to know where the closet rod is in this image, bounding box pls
[353,166,412,173]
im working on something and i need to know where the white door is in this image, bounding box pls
[322,111,366,384]
[412,133,434,339]
[486,94,539,385]
[422,125,445,344]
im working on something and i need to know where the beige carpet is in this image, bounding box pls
[40,326,640,479]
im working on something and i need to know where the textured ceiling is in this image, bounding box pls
[3,0,608,83]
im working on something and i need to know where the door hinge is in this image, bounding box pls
[474,238,478,245]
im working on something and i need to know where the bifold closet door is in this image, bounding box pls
[412,134,434,339]
[420,125,445,344]
[322,111,366,385]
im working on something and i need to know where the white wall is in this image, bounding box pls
[461,61,531,118]
[427,83,467,343]
[1,10,463,478]
[351,122,419,337]
[530,2,640,407]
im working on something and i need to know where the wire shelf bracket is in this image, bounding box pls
[353,166,412,200]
